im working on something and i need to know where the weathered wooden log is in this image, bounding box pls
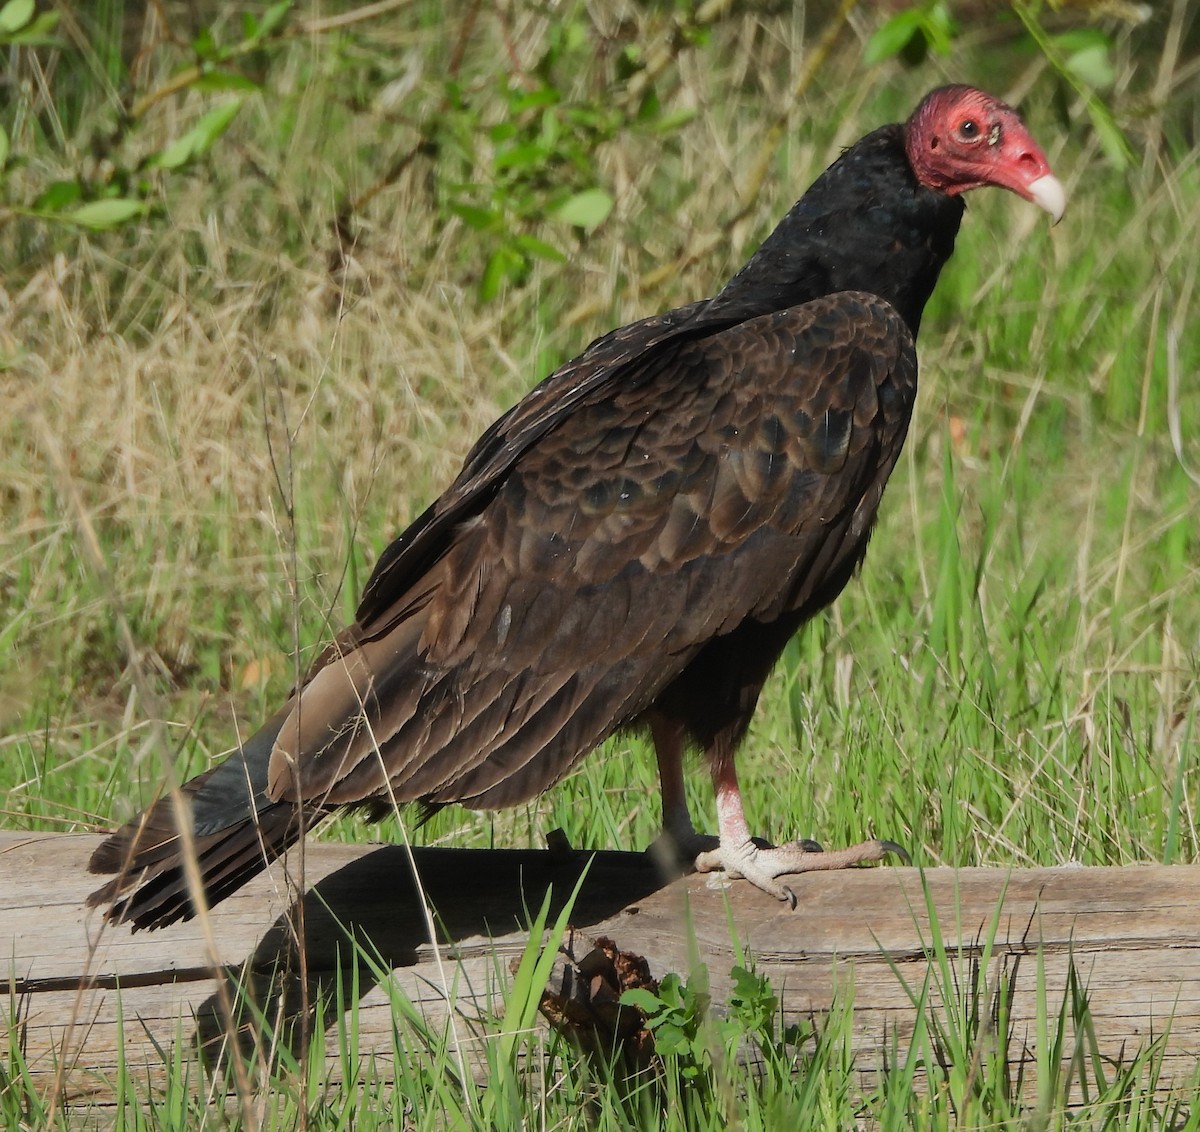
[2,831,1197,1115]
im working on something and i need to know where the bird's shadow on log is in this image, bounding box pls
[193,843,670,1075]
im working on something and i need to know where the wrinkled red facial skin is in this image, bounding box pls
[904,84,1054,203]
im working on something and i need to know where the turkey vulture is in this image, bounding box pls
[89,85,1064,929]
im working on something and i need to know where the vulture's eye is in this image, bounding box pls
[956,119,980,142]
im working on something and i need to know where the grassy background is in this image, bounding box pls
[1,1,1198,1125]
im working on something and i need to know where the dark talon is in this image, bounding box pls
[799,838,823,853]
[782,885,798,909]
[546,827,574,856]
[879,839,911,864]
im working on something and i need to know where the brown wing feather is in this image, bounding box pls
[353,298,716,630]
[264,290,916,813]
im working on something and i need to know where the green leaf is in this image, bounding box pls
[562,19,586,52]
[864,9,922,65]
[184,99,243,153]
[258,1,292,40]
[635,87,662,123]
[512,234,565,263]
[552,187,613,230]
[616,44,641,81]
[59,199,147,230]
[653,107,697,133]
[147,100,243,170]
[509,88,558,114]
[0,0,34,35]
[0,125,8,171]
[924,2,958,56]
[192,27,218,61]
[190,71,261,94]
[33,180,82,211]
[149,138,195,172]
[446,201,498,231]
[618,988,663,1014]
[479,248,509,302]
[653,1027,689,1055]
[1065,43,1115,91]
[1051,28,1110,54]
[493,140,546,174]
[6,9,57,44]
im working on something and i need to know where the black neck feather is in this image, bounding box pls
[709,124,965,338]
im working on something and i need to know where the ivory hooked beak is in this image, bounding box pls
[1027,173,1066,225]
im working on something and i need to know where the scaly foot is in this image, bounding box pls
[693,837,910,906]
[646,825,821,884]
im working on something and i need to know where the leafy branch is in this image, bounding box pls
[1012,1,1135,169]
[1,0,702,303]
[0,1,297,231]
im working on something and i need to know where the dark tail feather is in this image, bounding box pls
[87,706,322,931]
[86,802,316,930]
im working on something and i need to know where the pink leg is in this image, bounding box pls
[692,752,907,906]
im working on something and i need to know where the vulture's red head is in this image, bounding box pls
[905,85,1065,223]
